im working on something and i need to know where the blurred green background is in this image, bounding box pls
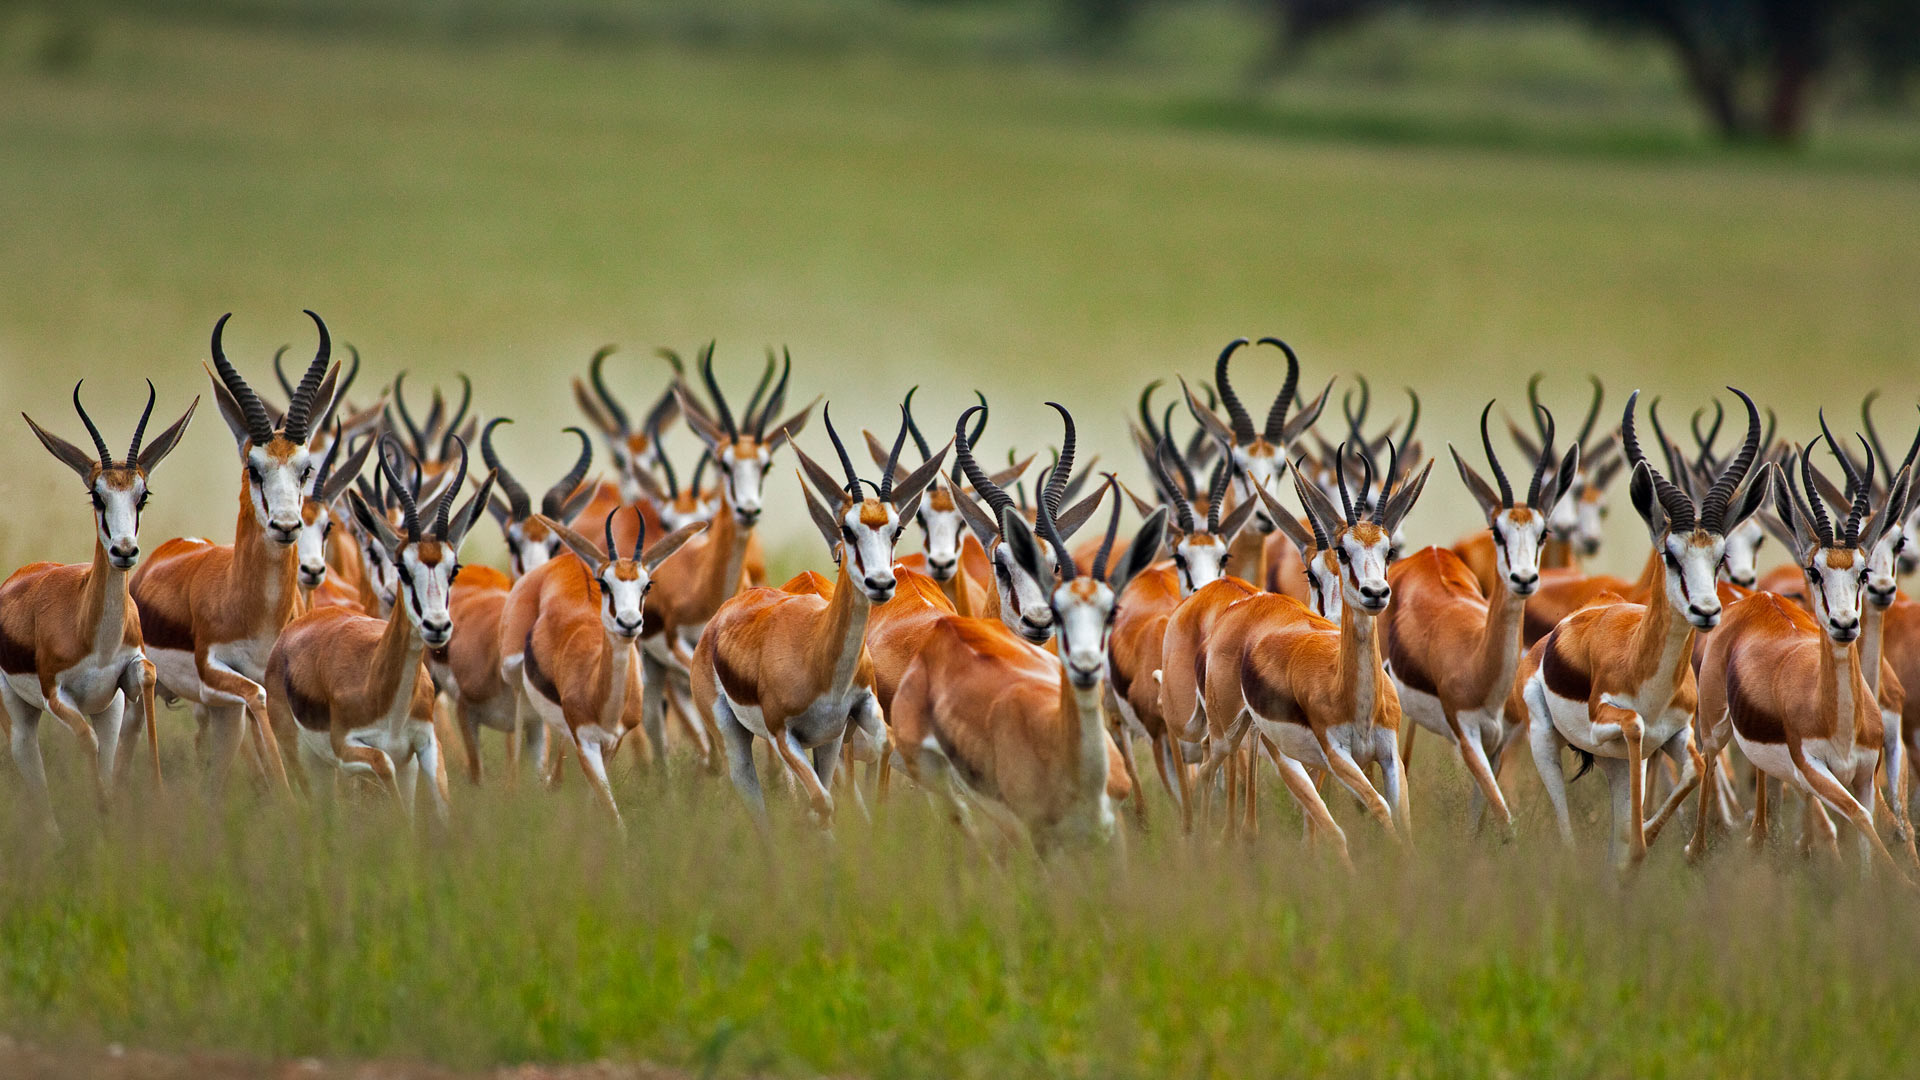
[1,0,1917,572]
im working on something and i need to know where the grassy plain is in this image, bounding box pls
[2,12,1920,1078]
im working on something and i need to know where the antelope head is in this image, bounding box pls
[25,380,197,570]
[675,343,815,528]
[1452,399,1579,598]
[1182,337,1329,535]
[1621,388,1769,631]
[532,508,707,642]
[1139,432,1257,596]
[1290,442,1431,616]
[797,401,951,604]
[864,388,990,583]
[348,436,496,650]
[1772,434,1884,645]
[480,418,597,579]
[208,311,341,547]
[293,427,376,589]
[1014,476,1165,691]
[1513,374,1618,560]
[572,345,681,503]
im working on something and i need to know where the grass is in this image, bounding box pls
[1,11,1919,1076]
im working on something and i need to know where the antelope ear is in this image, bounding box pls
[487,494,513,526]
[1506,418,1542,462]
[558,480,600,522]
[572,378,617,436]
[1119,480,1162,522]
[1755,510,1799,555]
[22,414,98,481]
[1769,465,1817,562]
[674,385,728,450]
[642,521,709,573]
[1292,470,1347,543]
[444,471,496,550]
[1380,459,1433,533]
[1179,376,1234,449]
[1111,507,1169,596]
[1725,463,1772,535]
[1449,445,1504,521]
[949,483,1001,545]
[304,363,342,438]
[1540,443,1581,515]
[137,397,199,474]
[627,466,670,508]
[999,508,1049,584]
[801,477,843,552]
[892,441,952,511]
[793,441,849,505]
[1053,482,1109,539]
[987,453,1036,490]
[1279,378,1335,444]
[1255,484,1317,554]
[1629,461,1667,535]
[208,366,254,451]
[764,398,819,453]
[1217,489,1260,541]
[534,513,608,568]
[318,434,377,503]
[348,490,402,554]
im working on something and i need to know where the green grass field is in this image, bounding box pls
[3,12,1920,1077]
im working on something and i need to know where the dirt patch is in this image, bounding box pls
[0,1036,692,1080]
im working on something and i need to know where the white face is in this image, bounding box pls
[1233,446,1285,533]
[1051,579,1117,690]
[1490,506,1548,597]
[295,499,335,588]
[838,500,902,603]
[1660,532,1727,630]
[1719,517,1766,588]
[394,544,458,649]
[1304,549,1343,621]
[1902,505,1920,576]
[504,519,563,580]
[1171,531,1229,595]
[717,444,773,526]
[658,492,717,534]
[608,432,661,505]
[1804,548,1866,644]
[357,523,402,616]
[594,562,652,639]
[996,540,1058,644]
[916,490,967,582]
[1337,524,1395,615]
[247,441,314,546]
[92,470,149,570]
[1865,522,1907,608]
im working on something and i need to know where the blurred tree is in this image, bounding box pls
[1255,0,1920,144]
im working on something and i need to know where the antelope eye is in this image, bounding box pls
[248,465,262,483]
[136,493,150,510]
[302,466,314,483]
[90,492,105,510]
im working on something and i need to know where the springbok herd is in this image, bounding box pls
[6,312,1920,878]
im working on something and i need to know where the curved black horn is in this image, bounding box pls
[1526,406,1556,508]
[1214,338,1255,445]
[1691,398,1725,471]
[1043,401,1076,515]
[1293,455,1330,551]
[901,386,933,462]
[1090,476,1123,582]
[210,313,274,446]
[954,404,1012,516]
[1373,437,1400,523]
[71,382,113,466]
[629,505,646,561]
[1153,438,1196,533]
[879,403,909,502]
[378,435,422,539]
[951,392,989,485]
[392,372,429,457]
[432,437,468,539]
[588,346,630,435]
[1801,438,1835,547]
[312,421,345,492]
[1258,337,1300,444]
[1138,381,1164,446]
[1700,387,1761,533]
[1647,399,1692,489]
[1575,374,1605,451]
[604,507,618,563]
[1335,441,1357,525]
[273,345,295,401]
[1397,388,1421,447]
[480,417,531,520]
[754,349,792,440]
[742,350,778,435]
[282,309,332,444]
[1863,391,1896,489]
[545,428,594,518]
[1621,389,1695,531]
[699,341,737,441]
[126,379,158,464]
[1479,401,1513,507]
[823,403,860,495]
[690,449,711,496]
[437,374,472,461]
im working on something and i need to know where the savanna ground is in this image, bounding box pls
[2,6,1920,1077]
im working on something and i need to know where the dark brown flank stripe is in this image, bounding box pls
[714,640,761,708]
[135,598,196,653]
[287,671,331,732]
[1539,630,1592,704]
[1385,614,1437,697]
[1522,605,1561,647]
[0,621,36,676]
[1726,662,1787,744]
[1239,649,1305,727]
[523,633,560,704]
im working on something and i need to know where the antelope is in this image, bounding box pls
[1691,447,1908,876]
[497,507,704,824]
[265,438,494,818]
[1104,438,1258,818]
[422,418,596,784]
[1180,337,1330,585]
[1516,388,1767,871]
[289,429,377,601]
[0,384,196,827]
[691,404,948,827]
[131,312,342,793]
[1198,446,1430,858]
[388,372,477,483]
[1384,402,1577,833]
[571,344,680,508]
[1863,391,1920,576]
[889,484,1164,854]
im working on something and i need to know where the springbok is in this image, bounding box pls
[571,344,680,504]
[1199,446,1430,858]
[388,372,477,483]
[1691,446,1908,876]
[498,508,704,824]
[1384,402,1577,833]
[691,404,947,827]
[290,429,376,601]
[132,311,341,793]
[890,485,1163,854]
[1516,388,1767,871]
[265,438,494,818]
[0,383,195,827]
[480,418,597,579]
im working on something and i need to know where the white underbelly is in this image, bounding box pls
[147,647,206,704]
